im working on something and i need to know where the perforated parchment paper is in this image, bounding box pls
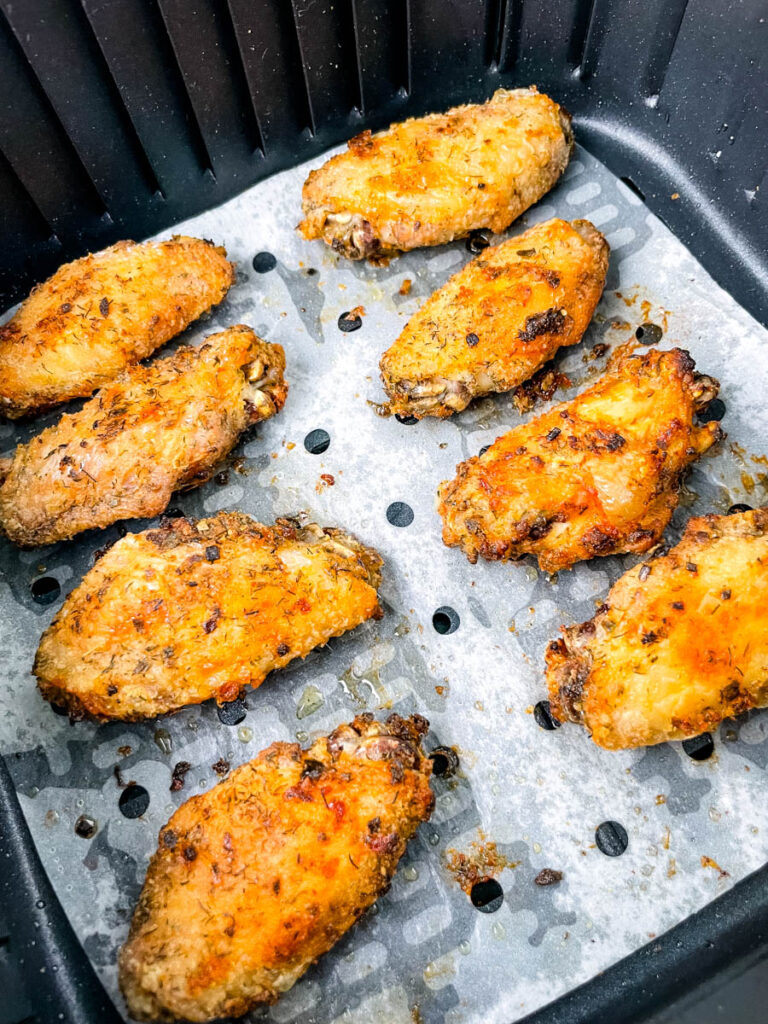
[2,142,768,1024]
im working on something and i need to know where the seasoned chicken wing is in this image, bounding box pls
[438,348,722,572]
[546,508,768,749]
[299,87,572,260]
[0,326,286,546]
[34,513,383,720]
[0,235,235,419]
[380,218,608,418]
[119,713,434,1021]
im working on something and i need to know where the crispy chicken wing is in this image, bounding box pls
[299,87,573,260]
[0,326,286,546]
[0,236,235,419]
[34,513,383,720]
[546,508,768,749]
[380,218,608,418]
[438,348,722,572]
[119,713,433,1022]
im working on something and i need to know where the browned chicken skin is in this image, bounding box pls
[299,87,573,260]
[546,508,768,749]
[380,218,609,418]
[0,236,234,418]
[438,348,722,572]
[0,326,286,547]
[34,513,383,721]
[118,713,434,1022]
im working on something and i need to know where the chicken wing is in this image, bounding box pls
[438,348,722,572]
[118,713,434,1021]
[546,508,768,749]
[299,87,573,260]
[0,235,234,419]
[0,326,286,546]
[34,513,383,720]
[380,218,608,418]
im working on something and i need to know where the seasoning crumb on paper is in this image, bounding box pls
[701,855,729,879]
[534,868,564,886]
[444,832,519,894]
[170,761,192,792]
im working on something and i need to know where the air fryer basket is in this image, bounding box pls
[1,3,767,1024]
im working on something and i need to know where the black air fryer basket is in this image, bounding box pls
[1,2,767,1023]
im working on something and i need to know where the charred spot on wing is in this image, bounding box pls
[517,307,566,341]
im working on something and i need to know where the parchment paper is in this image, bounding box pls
[2,142,768,1023]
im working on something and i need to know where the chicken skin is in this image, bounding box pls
[380,218,608,418]
[546,508,768,749]
[0,326,286,547]
[438,348,722,572]
[0,236,235,419]
[34,513,383,721]
[119,713,434,1022]
[299,87,573,261]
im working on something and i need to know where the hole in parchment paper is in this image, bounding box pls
[595,820,628,857]
[386,502,414,527]
[31,576,60,605]
[682,732,715,761]
[429,746,459,778]
[395,414,418,425]
[338,310,362,333]
[728,503,753,515]
[74,815,98,839]
[470,878,504,912]
[635,322,663,343]
[534,700,561,731]
[432,607,460,635]
[252,251,276,273]
[217,698,247,726]
[466,230,491,254]
[697,398,726,423]
[621,176,646,201]
[119,784,150,819]
[304,429,330,454]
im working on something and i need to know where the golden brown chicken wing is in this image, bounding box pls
[299,87,573,260]
[0,235,234,419]
[546,508,768,749]
[118,713,433,1022]
[380,218,608,418]
[34,513,383,720]
[438,348,722,572]
[0,326,286,547]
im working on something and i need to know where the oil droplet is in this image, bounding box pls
[709,807,722,822]
[525,567,538,581]
[428,832,440,846]
[29,786,39,798]
[35,899,45,909]
[458,940,471,956]
[44,810,59,827]
[75,798,84,808]
[403,865,419,882]
[394,617,410,637]
[154,729,173,755]
[296,684,324,720]
[295,730,309,743]
[533,841,542,854]
[237,726,253,743]
[492,922,506,940]
[338,667,368,707]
